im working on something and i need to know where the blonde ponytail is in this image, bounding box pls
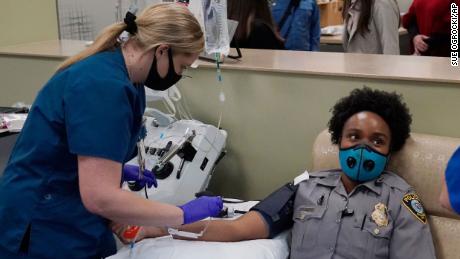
[57,3,204,71]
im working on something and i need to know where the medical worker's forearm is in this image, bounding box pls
[98,190,185,226]
[78,156,185,226]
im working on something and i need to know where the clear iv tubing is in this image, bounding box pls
[205,53,225,151]
[122,225,142,258]
[215,53,224,130]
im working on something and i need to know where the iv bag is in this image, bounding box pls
[185,0,230,55]
[201,0,230,55]
[186,0,206,34]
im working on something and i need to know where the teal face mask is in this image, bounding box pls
[339,144,388,182]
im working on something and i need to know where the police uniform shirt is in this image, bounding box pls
[0,48,145,258]
[290,169,436,259]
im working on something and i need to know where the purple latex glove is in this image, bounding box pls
[122,164,158,189]
[178,196,223,224]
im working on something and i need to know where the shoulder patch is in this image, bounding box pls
[401,193,427,224]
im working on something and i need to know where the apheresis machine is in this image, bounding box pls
[124,111,227,205]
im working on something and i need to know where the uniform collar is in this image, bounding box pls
[358,175,385,196]
[313,170,384,195]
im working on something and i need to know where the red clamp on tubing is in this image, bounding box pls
[123,226,141,239]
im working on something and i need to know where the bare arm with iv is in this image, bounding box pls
[113,211,269,243]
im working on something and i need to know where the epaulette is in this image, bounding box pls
[308,169,341,178]
[380,171,411,192]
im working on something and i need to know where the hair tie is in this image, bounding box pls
[124,12,138,34]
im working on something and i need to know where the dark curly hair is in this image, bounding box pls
[328,87,412,152]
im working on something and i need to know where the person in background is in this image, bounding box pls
[228,0,285,50]
[271,0,321,51]
[115,87,437,259]
[440,147,460,214]
[402,0,459,57]
[342,0,400,54]
[0,4,222,258]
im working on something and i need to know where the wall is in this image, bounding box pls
[0,0,59,47]
[0,56,60,105]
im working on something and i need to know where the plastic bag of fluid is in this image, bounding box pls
[186,0,206,36]
[201,0,230,55]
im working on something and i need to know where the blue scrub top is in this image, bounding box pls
[446,146,460,214]
[0,48,145,258]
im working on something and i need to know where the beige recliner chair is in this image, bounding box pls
[312,130,460,259]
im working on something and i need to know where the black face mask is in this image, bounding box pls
[144,48,182,91]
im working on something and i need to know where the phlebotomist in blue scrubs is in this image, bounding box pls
[0,4,222,258]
